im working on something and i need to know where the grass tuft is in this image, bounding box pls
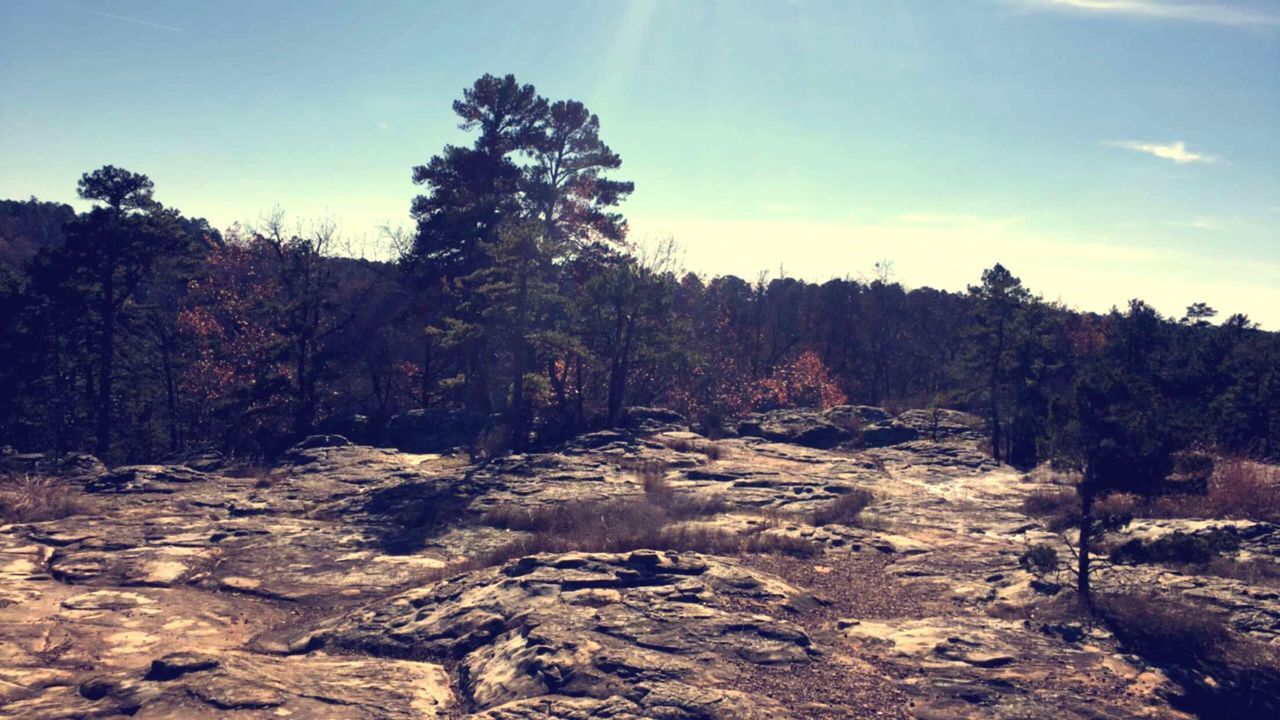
[0,474,93,523]
[810,489,873,527]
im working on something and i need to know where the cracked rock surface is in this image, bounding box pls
[2,406,1272,718]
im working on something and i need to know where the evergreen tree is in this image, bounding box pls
[966,264,1031,462]
[57,167,188,458]
[1050,300,1183,601]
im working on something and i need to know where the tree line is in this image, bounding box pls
[1,74,1277,468]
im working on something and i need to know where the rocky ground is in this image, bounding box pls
[2,408,1277,719]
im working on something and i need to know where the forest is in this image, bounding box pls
[2,74,1278,468]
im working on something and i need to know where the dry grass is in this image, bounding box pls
[612,456,668,479]
[1098,592,1230,660]
[1097,591,1280,718]
[222,464,287,489]
[0,474,93,523]
[464,490,818,581]
[1141,459,1280,523]
[810,489,873,527]
[253,469,287,489]
[1021,489,1080,532]
[1175,557,1280,588]
[1021,488,1136,533]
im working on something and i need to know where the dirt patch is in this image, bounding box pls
[742,553,929,622]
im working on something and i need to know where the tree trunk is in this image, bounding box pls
[95,272,115,458]
[1077,484,1094,604]
[507,252,533,449]
[160,335,179,451]
[295,334,311,437]
[604,299,628,429]
[468,336,492,415]
[989,319,1006,462]
[420,331,433,407]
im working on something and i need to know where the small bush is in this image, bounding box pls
[1018,543,1060,577]
[1132,458,1280,523]
[1111,529,1241,565]
[1098,592,1230,661]
[643,472,675,505]
[1187,557,1280,587]
[1022,490,1079,532]
[1021,488,1133,535]
[0,475,92,523]
[1097,591,1280,719]
[810,489,873,527]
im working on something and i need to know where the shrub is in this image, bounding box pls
[1097,592,1280,719]
[1022,489,1133,534]
[1098,592,1230,661]
[1110,529,1241,565]
[643,472,675,506]
[0,475,93,523]
[750,350,847,412]
[810,489,873,527]
[1190,557,1280,587]
[1138,459,1280,523]
[1021,490,1079,532]
[1018,543,1060,577]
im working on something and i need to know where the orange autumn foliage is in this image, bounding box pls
[752,351,846,411]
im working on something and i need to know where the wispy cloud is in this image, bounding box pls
[42,1,183,32]
[1169,216,1226,230]
[1108,140,1219,164]
[1014,0,1280,27]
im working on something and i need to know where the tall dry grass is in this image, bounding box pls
[0,475,93,523]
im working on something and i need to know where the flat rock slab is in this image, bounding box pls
[301,550,815,718]
[3,415,1275,719]
[839,616,1189,719]
[2,650,453,719]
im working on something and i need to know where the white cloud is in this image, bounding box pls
[1015,0,1280,27]
[1108,140,1218,164]
[1168,216,1226,230]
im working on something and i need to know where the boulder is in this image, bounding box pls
[1,451,106,480]
[160,448,227,473]
[384,409,488,453]
[860,422,920,448]
[85,465,212,494]
[823,405,893,428]
[316,413,374,444]
[737,409,853,449]
[291,434,353,451]
[619,406,688,432]
[857,408,984,448]
[893,408,985,441]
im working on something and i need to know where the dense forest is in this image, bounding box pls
[2,74,1277,467]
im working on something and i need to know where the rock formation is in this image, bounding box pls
[1,407,1273,718]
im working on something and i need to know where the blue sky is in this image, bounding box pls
[2,0,1277,325]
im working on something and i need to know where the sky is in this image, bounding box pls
[1,0,1277,325]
